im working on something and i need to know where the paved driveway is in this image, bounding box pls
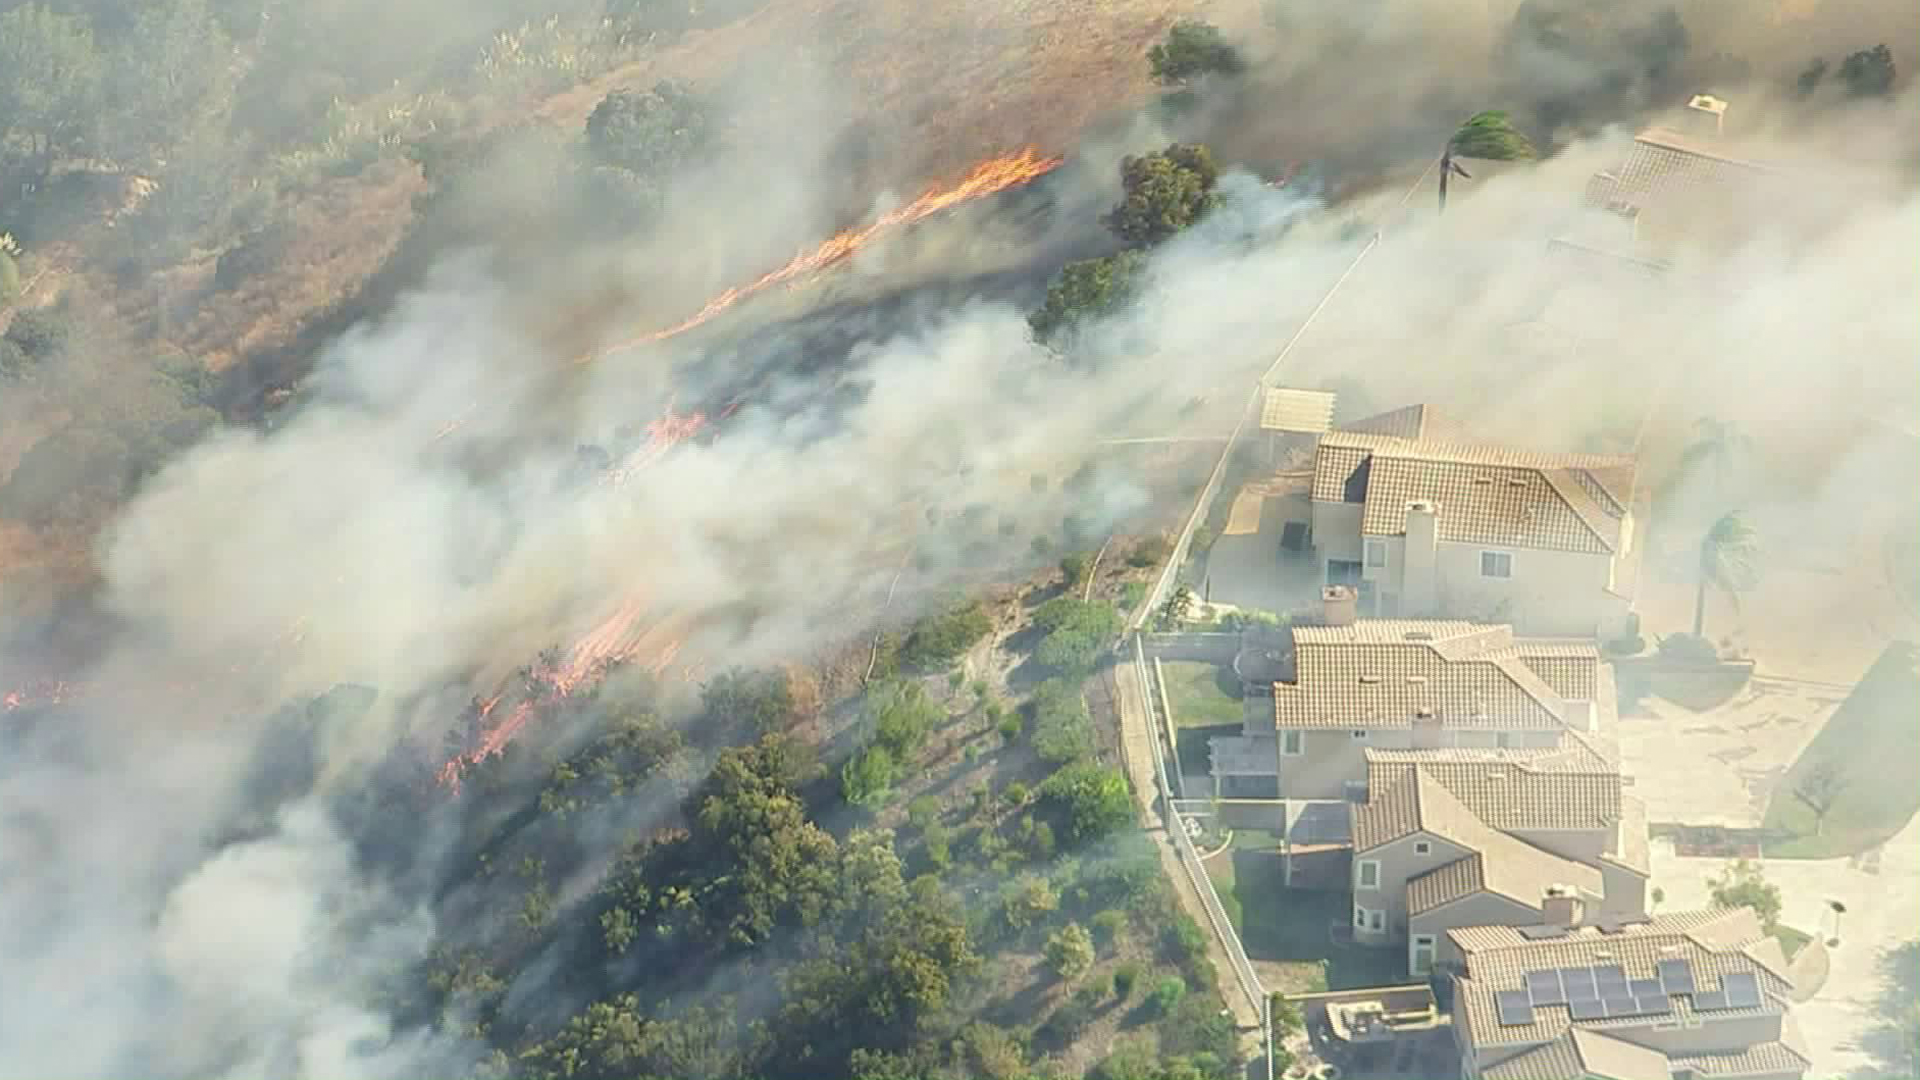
[1648,812,1920,1078]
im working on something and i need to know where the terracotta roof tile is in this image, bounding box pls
[1585,128,1773,215]
[1484,1028,1671,1080]
[1312,430,1636,555]
[1366,747,1622,833]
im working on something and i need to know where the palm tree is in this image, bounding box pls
[1440,111,1537,212]
[1695,513,1759,637]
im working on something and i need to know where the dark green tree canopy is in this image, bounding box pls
[1102,143,1221,246]
[1148,20,1244,85]
[1028,249,1148,348]
[1839,44,1896,98]
[1449,111,1537,160]
[584,79,711,179]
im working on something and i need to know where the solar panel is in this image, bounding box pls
[1636,994,1673,1016]
[1693,990,1730,1011]
[1561,967,1598,999]
[1593,963,1629,989]
[1527,969,1567,1006]
[1569,997,1606,1020]
[1657,958,1696,994]
[1602,994,1638,1017]
[1723,971,1763,1008]
[1519,924,1570,940]
[1497,990,1535,1026]
[1630,978,1664,998]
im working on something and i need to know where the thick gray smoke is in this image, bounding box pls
[1,4,1917,1078]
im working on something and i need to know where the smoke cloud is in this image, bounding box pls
[2,2,1918,1077]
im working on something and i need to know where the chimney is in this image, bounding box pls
[1322,585,1357,627]
[1542,884,1585,929]
[1411,706,1443,749]
[1402,501,1439,617]
[1684,94,1727,137]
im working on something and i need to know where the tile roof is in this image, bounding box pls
[1260,387,1338,434]
[1584,128,1774,216]
[1312,429,1636,555]
[1365,742,1622,834]
[1669,1029,1811,1077]
[1484,1027,1671,1080]
[1275,621,1587,731]
[1451,907,1794,1053]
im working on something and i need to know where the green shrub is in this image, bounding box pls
[1046,922,1096,980]
[0,250,18,302]
[4,308,70,359]
[924,822,953,869]
[1040,762,1134,841]
[1031,678,1095,764]
[996,709,1022,743]
[907,795,940,831]
[1003,781,1032,808]
[1061,552,1092,587]
[1150,977,1187,1015]
[899,601,994,670]
[1121,581,1149,612]
[869,680,941,755]
[1129,536,1171,567]
[841,744,896,807]
[1091,908,1128,952]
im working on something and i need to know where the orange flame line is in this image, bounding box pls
[583,147,1063,359]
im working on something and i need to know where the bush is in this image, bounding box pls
[907,795,941,831]
[1061,552,1092,587]
[1003,873,1060,931]
[4,308,70,360]
[1112,960,1143,999]
[1162,912,1209,974]
[924,823,952,869]
[1121,581,1148,612]
[1148,19,1244,85]
[996,709,1023,743]
[841,744,896,807]
[899,601,994,670]
[1150,976,1187,1015]
[1032,678,1095,764]
[1091,908,1128,952]
[1040,762,1134,841]
[1046,922,1097,981]
[869,680,941,755]
[1161,993,1239,1062]
[1657,632,1720,664]
[1129,536,1171,568]
[1003,781,1032,808]
[0,250,18,302]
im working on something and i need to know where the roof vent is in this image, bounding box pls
[1404,630,1434,641]
[1594,950,1615,961]
[1406,675,1429,684]
[1472,477,1494,485]
[1506,478,1530,487]
[1359,675,1382,684]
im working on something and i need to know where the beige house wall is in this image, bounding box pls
[1597,862,1649,918]
[1409,894,1537,973]
[1355,831,1475,940]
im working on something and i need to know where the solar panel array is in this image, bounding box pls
[1496,958,1702,1026]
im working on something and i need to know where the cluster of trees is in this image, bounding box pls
[1797,44,1898,100]
[841,680,942,806]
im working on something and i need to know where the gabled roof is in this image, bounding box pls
[1275,621,1586,731]
[1584,127,1775,217]
[1483,1026,1671,1080]
[1260,387,1338,434]
[1670,1013,1812,1077]
[1338,404,1477,442]
[1365,736,1622,834]
[1451,907,1794,1053]
[1311,423,1636,555]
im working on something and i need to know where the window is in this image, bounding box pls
[1281,730,1304,756]
[1355,905,1367,928]
[1369,909,1385,932]
[1357,860,1381,889]
[1480,551,1513,578]
[1365,539,1387,568]
[1414,841,1431,855]
[1352,729,1369,739]
[1411,934,1437,976]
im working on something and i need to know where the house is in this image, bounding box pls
[1309,404,1639,638]
[1581,96,1783,257]
[1447,906,1810,1080]
[1270,590,1619,801]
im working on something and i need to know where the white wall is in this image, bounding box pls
[1312,501,1364,564]
[1433,539,1613,637]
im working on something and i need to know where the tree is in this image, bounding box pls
[584,80,711,180]
[1789,759,1845,837]
[1708,858,1782,933]
[842,743,896,807]
[868,679,941,755]
[0,4,103,184]
[1103,144,1220,246]
[898,600,993,669]
[101,0,236,169]
[701,667,798,734]
[1031,678,1095,764]
[1028,249,1148,348]
[1046,922,1096,981]
[1796,57,1829,96]
[1159,584,1196,628]
[1148,20,1244,85]
[1694,513,1758,638]
[1839,44,1896,98]
[1449,111,1538,160]
[1040,761,1134,841]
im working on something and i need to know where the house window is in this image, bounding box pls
[1414,841,1431,855]
[1328,559,1363,586]
[1355,904,1367,928]
[1357,860,1381,889]
[1411,934,1437,976]
[1352,729,1369,739]
[1480,551,1513,578]
[1369,909,1385,932]
[1281,730,1304,756]
[1365,539,1387,568]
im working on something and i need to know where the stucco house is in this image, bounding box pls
[1448,906,1809,1080]
[1308,404,1640,639]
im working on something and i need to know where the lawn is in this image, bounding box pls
[1207,837,1402,993]
[1158,660,1244,784]
[1762,641,1920,858]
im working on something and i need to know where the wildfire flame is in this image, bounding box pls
[585,147,1064,357]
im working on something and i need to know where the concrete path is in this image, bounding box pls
[1647,810,1920,1078]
